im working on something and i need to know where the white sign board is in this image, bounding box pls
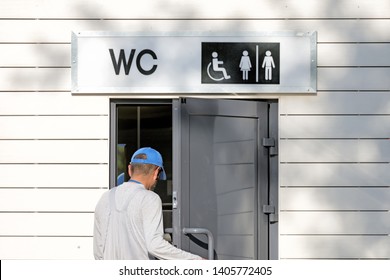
[72,31,317,94]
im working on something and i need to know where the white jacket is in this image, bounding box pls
[93,182,201,260]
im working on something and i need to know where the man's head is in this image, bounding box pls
[128,147,167,190]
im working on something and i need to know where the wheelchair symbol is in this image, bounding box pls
[207,52,231,81]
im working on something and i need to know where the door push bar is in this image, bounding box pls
[182,228,214,260]
[165,227,214,260]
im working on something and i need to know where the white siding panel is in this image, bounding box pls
[0,189,106,212]
[0,116,108,139]
[280,164,390,187]
[0,213,93,236]
[280,139,390,163]
[318,44,390,67]
[0,68,69,91]
[1,0,389,19]
[0,237,93,259]
[280,92,390,115]
[0,164,108,188]
[280,212,390,234]
[281,187,390,211]
[280,236,390,259]
[0,92,108,115]
[280,116,390,138]
[0,140,108,163]
[1,20,389,43]
[0,44,70,67]
[318,68,390,91]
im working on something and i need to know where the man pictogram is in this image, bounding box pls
[261,50,275,81]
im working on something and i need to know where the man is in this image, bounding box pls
[93,147,202,260]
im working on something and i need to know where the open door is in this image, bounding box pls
[171,98,276,260]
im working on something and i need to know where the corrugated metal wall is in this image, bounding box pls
[0,0,389,259]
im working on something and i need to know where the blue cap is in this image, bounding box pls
[130,147,167,180]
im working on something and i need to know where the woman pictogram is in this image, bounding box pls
[239,50,252,80]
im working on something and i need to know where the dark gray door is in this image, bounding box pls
[172,98,273,260]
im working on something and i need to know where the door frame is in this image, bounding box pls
[109,98,278,259]
[268,102,279,260]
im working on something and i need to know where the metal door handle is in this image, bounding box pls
[164,227,215,260]
[182,227,214,260]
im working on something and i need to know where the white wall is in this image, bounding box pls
[0,0,389,259]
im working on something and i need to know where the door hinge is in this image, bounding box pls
[262,137,278,156]
[262,205,278,224]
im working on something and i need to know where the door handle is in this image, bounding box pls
[182,227,214,260]
[164,227,215,260]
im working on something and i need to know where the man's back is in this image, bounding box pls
[94,182,158,259]
[93,181,201,260]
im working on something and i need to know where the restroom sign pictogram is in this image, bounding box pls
[201,42,280,84]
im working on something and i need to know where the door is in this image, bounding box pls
[172,98,274,260]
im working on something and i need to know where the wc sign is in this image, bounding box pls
[72,31,317,94]
[202,42,280,84]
